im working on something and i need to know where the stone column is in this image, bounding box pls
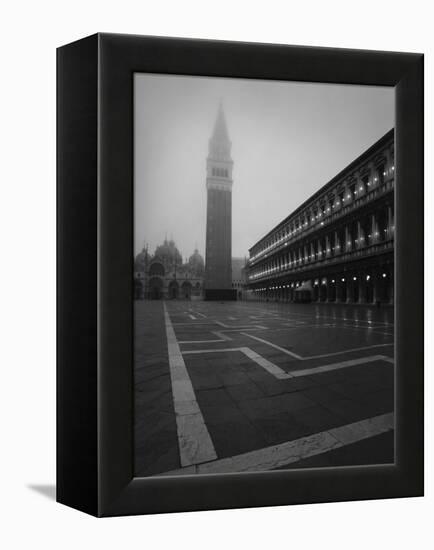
[371,213,378,244]
[373,273,380,304]
[358,275,365,304]
[345,225,352,252]
[326,281,332,302]
[313,281,319,302]
[384,147,393,176]
[388,206,394,239]
[321,282,327,302]
[317,239,323,260]
[388,277,394,305]
[325,235,331,258]
[346,278,354,303]
[357,221,363,249]
[334,231,340,255]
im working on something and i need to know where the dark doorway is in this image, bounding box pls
[169,280,179,299]
[328,283,336,302]
[149,277,164,300]
[319,284,327,301]
[134,280,144,300]
[366,280,374,303]
[352,280,359,303]
[181,281,192,299]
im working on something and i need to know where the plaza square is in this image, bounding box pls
[134,300,394,476]
[134,77,395,477]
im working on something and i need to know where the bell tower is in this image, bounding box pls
[204,103,236,300]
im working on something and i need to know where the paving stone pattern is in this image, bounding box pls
[134,300,394,476]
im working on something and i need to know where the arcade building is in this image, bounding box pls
[246,129,395,305]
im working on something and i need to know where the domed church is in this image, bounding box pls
[134,239,205,300]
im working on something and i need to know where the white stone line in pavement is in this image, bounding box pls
[163,303,217,467]
[241,331,393,361]
[177,327,268,345]
[172,322,216,326]
[213,331,233,341]
[240,332,303,359]
[183,347,244,355]
[241,347,291,379]
[178,331,232,344]
[182,346,393,379]
[300,343,394,360]
[178,339,227,344]
[288,354,391,378]
[214,320,268,330]
[218,326,267,333]
[188,314,197,320]
[214,320,247,328]
[328,412,394,445]
[159,412,394,475]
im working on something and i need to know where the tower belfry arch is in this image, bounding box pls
[204,103,236,300]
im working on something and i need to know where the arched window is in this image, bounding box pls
[378,164,385,185]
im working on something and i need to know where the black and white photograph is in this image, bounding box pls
[133,74,395,477]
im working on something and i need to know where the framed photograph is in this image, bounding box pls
[57,33,423,516]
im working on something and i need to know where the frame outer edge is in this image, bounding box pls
[395,54,424,495]
[56,33,99,516]
[94,35,424,516]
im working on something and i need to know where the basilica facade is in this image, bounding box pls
[245,129,395,305]
[134,239,205,300]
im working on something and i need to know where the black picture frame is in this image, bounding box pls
[57,33,424,517]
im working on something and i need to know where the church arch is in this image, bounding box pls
[149,262,165,277]
[181,281,192,299]
[168,280,179,299]
[148,277,164,300]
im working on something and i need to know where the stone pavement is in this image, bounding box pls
[134,300,394,476]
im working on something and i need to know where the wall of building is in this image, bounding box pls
[246,130,395,305]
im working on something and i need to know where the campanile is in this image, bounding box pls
[204,104,236,300]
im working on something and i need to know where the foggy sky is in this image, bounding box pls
[134,74,394,260]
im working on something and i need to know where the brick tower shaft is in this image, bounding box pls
[204,104,236,300]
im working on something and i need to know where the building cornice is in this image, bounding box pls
[249,128,394,253]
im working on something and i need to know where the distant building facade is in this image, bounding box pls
[231,257,248,299]
[204,104,236,300]
[246,130,394,305]
[134,239,204,300]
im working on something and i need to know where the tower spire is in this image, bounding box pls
[204,104,235,299]
[211,101,230,144]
